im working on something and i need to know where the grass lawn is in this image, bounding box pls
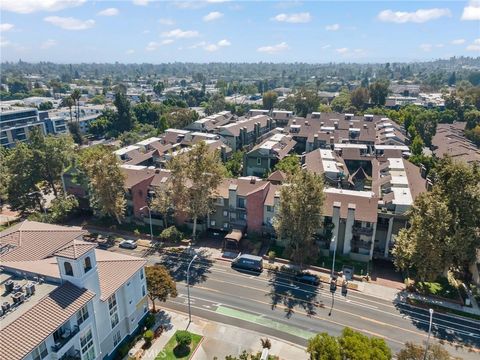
[318,255,370,276]
[156,331,203,360]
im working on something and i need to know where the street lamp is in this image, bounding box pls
[187,254,198,325]
[139,206,153,242]
[424,308,434,360]
[331,236,337,278]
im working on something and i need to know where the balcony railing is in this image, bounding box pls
[51,326,79,353]
[59,350,81,360]
[352,226,373,236]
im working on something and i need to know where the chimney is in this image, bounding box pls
[250,177,256,184]
[305,120,309,126]
[334,121,338,129]
[292,119,296,124]
[363,124,367,129]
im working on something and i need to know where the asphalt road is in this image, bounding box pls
[111,246,480,358]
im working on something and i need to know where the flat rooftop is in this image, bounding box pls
[0,273,58,328]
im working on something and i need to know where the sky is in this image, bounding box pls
[0,0,479,64]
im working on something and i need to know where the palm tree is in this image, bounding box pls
[70,89,81,122]
[61,97,75,123]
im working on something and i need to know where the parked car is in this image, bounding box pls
[119,240,137,249]
[231,254,263,273]
[294,271,320,286]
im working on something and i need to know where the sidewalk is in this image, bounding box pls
[140,309,306,360]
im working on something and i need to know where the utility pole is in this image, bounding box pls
[423,308,434,360]
[187,254,198,325]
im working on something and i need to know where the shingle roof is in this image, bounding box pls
[0,221,86,262]
[121,167,156,188]
[0,282,95,360]
[267,170,287,183]
[323,188,379,223]
[53,239,97,260]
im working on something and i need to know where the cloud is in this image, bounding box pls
[257,42,289,54]
[146,39,174,51]
[325,23,340,31]
[159,18,175,26]
[451,39,466,45]
[335,47,349,54]
[321,44,331,49]
[206,0,229,3]
[97,8,119,16]
[0,36,10,47]
[192,39,231,52]
[0,23,14,32]
[377,8,451,23]
[203,11,223,22]
[419,44,433,52]
[272,12,311,23]
[40,39,57,49]
[126,49,135,54]
[174,1,206,10]
[1,0,85,14]
[133,0,149,6]
[217,39,231,47]
[44,16,95,30]
[161,28,199,38]
[462,0,480,20]
[466,38,480,51]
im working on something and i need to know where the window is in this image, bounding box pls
[108,294,119,329]
[113,331,122,347]
[142,285,146,297]
[210,220,216,226]
[64,262,73,276]
[223,210,228,217]
[83,257,92,273]
[257,158,261,165]
[266,205,272,212]
[223,223,229,229]
[140,269,144,280]
[32,342,48,360]
[77,305,89,325]
[237,198,245,208]
[242,213,247,220]
[80,329,95,360]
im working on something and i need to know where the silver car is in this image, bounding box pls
[119,240,137,249]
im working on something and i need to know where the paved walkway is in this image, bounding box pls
[139,309,306,360]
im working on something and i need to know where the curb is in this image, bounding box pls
[190,336,205,359]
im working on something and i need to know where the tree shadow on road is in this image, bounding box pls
[156,248,214,286]
[394,293,480,350]
[266,269,324,319]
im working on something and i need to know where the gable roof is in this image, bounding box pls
[53,239,97,260]
[0,282,95,360]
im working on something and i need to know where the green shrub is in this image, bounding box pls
[143,313,155,329]
[160,226,184,243]
[175,330,192,347]
[117,343,130,358]
[268,251,276,261]
[143,330,154,344]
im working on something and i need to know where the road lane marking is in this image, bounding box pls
[215,305,316,340]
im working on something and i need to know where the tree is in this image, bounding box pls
[294,88,320,117]
[396,342,452,360]
[413,111,438,147]
[225,150,245,177]
[29,129,74,197]
[369,80,390,106]
[118,131,142,146]
[44,195,79,223]
[145,265,177,313]
[350,87,369,111]
[274,155,300,175]
[38,101,53,111]
[113,90,135,132]
[61,96,75,122]
[68,122,84,145]
[150,185,173,228]
[175,331,192,348]
[91,94,105,104]
[262,91,278,110]
[153,81,165,96]
[168,141,225,239]
[0,148,10,207]
[79,146,126,224]
[70,89,81,122]
[307,333,341,360]
[338,328,391,360]
[5,143,40,213]
[393,158,480,280]
[273,171,325,267]
[410,136,424,157]
[331,89,352,113]
[164,108,198,129]
[160,226,184,243]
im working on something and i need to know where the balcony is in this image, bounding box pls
[51,325,79,353]
[59,349,81,360]
[352,226,373,236]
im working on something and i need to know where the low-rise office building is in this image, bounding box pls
[0,105,45,148]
